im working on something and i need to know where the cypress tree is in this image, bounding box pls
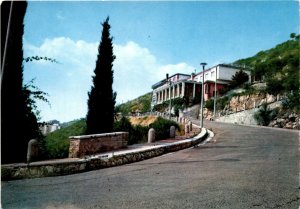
[86,17,116,134]
[1,1,40,163]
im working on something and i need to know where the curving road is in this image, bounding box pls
[2,121,299,209]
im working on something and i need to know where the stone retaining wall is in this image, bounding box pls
[69,132,128,158]
[215,101,282,125]
[216,108,258,125]
[2,129,208,180]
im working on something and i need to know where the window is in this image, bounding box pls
[211,71,215,78]
[205,73,209,79]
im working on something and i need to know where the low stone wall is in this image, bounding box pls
[2,129,208,180]
[69,132,128,158]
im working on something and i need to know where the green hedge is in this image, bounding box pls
[149,117,180,140]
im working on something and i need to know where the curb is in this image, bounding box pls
[2,128,208,181]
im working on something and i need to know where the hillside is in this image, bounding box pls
[42,119,86,159]
[233,34,299,95]
[115,92,152,115]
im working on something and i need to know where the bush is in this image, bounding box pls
[217,96,230,111]
[254,103,277,126]
[265,78,284,95]
[149,117,180,140]
[204,99,214,111]
[131,125,148,144]
[114,116,148,145]
[282,91,300,112]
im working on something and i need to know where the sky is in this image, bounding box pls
[23,1,299,123]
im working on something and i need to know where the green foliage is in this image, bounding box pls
[229,70,249,89]
[113,117,148,145]
[254,103,277,126]
[23,79,50,120]
[217,96,230,111]
[115,116,180,143]
[172,97,187,116]
[204,99,214,111]
[265,78,284,95]
[149,117,180,140]
[24,56,59,63]
[115,92,152,115]
[233,34,299,110]
[42,119,87,159]
[86,17,116,134]
[282,91,300,112]
[153,101,169,112]
[235,34,299,91]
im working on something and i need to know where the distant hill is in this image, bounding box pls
[233,34,299,94]
[60,118,85,128]
[115,92,152,115]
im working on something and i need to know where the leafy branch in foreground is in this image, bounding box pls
[24,56,59,63]
[23,78,51,120]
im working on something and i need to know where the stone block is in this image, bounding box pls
[148,128,155,143]
[170,126,176,138]
[185,124,190,134]
[27,139,39,163]
[189,121,193,131]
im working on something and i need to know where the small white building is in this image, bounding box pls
[40,123,60,135]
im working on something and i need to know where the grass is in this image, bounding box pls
[41,119,86,159]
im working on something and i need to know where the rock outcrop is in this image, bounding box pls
[268,112,299,129]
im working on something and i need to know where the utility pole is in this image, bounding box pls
[213,66,217,120]
[200,63,207,128]
[166,74,172,120]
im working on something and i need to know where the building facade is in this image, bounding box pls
[151,64,251,108]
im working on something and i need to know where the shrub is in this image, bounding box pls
[204,99,214,111]
[149,117,180,140]
[217,96,230,111]
[282,91,300,112]
[114,116,148,145]
[254,103,277,126]
[131,125,148,144]
[114,116,133,133]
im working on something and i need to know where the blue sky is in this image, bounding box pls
[23,1,299,122]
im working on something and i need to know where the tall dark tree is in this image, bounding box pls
[229,70,249,89]
[1,1,41,163]
[86,17,116,134]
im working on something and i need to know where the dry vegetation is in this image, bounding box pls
[129,116,158,126]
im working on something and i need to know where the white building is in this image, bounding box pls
[151,64,251,107]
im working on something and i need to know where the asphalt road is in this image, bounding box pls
[2,121,299,209]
